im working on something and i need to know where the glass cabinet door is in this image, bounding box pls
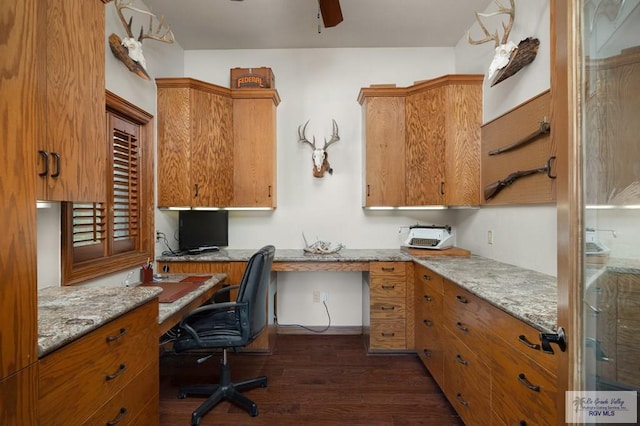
[580,0,640,402]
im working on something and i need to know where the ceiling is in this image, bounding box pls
[141,0,495,50]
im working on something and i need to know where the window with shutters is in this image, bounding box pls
[62,91,154,285]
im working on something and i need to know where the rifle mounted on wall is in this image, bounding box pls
[484,156,556,201]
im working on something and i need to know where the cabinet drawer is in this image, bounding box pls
[370,276,406,298]
[39,301,158,425]
[491,338,557,426]
[443,333,491,426]
[370,297,406,319]
[414,265,444,295]
[490,304,558,376]
[370,261,406,278]
[370,319,406,350]
[83,360,159,426]
[443,281,490,358]
[416,321,444,386]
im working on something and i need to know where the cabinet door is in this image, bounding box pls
[443,83,481,206]
[406,88,446,205]
[39,0,106,202]
[362,96,406,207]
[1,0,38,379]
[157,87,193,207]
[191,89,233,207]
[233,96,277,207]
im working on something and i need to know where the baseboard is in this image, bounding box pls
[276,325,363,335]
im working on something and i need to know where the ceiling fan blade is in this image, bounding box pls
[318,0,343,28]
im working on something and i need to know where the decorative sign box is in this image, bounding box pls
[230,67,275,89]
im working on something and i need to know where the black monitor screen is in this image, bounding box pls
[178,210,228,250]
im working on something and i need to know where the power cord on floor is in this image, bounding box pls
[275,300,332,333]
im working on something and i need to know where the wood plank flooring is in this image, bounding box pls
[159,334,462,425]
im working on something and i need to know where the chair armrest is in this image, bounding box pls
[208,285,240,303]
[178,300,248,345]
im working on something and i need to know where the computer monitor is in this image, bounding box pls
[178,210,228,251]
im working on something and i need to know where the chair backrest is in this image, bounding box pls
[236,245,275,340]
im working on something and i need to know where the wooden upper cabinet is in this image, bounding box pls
[232,90,280,208]
[358,75,482,207]
[406,76,482,206]
[584,48,640,206]
[358,91,406,207]
[156,78,234,208]
[37,0,106,202]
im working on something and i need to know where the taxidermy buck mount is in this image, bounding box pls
[109,0,175,80]
[298,120,340,178]
[467,0,539,86]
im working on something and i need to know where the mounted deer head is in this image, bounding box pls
[298,120,340,178]
[467,0,515,48]
[109,0,175,80]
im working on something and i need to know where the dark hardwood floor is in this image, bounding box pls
[159,334,463,425]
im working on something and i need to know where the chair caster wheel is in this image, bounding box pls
[250,407,258,417]
[178,393,186,399]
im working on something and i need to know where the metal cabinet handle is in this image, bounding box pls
[380,305,395,311]
[518,334,540,350]
[440,181,445,195]
[381,284,396,290]
[381,266,395,272]
[268,185,272,197]
[423,319,433,327]
[106,328,127,343]
[381,332,395,337]
[422,274,431,281]
[423,294,432,302]
[106,408,127,426]
[38,150,49,177]
[194,183,199,197]
[50,152,61,178]
[455,354,468,366]
[455,393,469,406]
[423,349,432,358]
[455,322,468,332]
[456,295,468,304]
[105,364,127,381]
[518,373,540,392]
[367,184,371,197]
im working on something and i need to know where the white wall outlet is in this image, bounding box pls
[313,290,321,303]
[488,230,494,245]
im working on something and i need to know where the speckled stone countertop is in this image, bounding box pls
[38,285,162,357]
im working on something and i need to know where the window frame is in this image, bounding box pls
[61,90,154,285]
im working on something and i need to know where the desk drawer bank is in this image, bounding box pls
[38,286,161,426]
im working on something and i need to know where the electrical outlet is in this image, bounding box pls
[488,230,494,245]
[156,231,162,242]
[313,290,321,303]
[321,292,329,303]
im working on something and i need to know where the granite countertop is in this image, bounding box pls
[38,285,162,357]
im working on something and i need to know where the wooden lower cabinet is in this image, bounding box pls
[0,364,38,426]
[38,300,159,426]
[414,264,445,387]
[367,261,413,352]
[156,260,272,352]
[413,272,558,425]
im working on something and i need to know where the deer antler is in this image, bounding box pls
[467,0,515,47]
[298,121,317,149]
[322,119,340,150]
[115,0,175,44]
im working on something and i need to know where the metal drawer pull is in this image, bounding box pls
[423,319,433,327]
[423,294,432,302]
[423,349,432,358]
[518,373,540,392]
[106,327,127,343]
[381,284,396,290]
[106,408,127,426]
[455,393,469,406]
[105,364,127,381]
[422,274,431,281]
[455,322,468,332]
[455,295,468,304]
[50,152,61,178]
[380,305,395,311]
[381,266,395,272]
[518,334,540,350]
[38,150,49,176]
[455,354,468,365]
[381,332,395,337]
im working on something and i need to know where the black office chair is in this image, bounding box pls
[173,245,275,425]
